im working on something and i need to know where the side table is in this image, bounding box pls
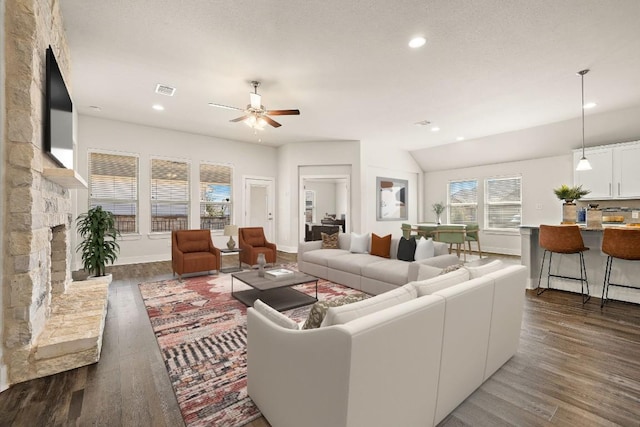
[220,248,243,273]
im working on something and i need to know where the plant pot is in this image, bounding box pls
[562,202,577,224]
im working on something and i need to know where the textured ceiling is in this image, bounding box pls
[60,0,640,168]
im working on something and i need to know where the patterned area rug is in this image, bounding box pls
[138,269,367,427]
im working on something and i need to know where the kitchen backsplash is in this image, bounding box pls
[576,199,640,223]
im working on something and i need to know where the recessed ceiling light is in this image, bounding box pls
[408,36,426,48]
[456,136,465,141]
[431,126,440,132]
[583,102,597,109]
[152,104,165,111]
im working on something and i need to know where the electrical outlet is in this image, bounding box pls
[633,210,639,219]
[536,203,543,210]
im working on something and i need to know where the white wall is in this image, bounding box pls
[74,115,278,267]
[335,181,348,220]
[424,154,573,255]
[277,141,361,252]
[362,144,423,238]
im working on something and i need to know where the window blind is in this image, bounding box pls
[199,163,232,231]
[485,176,522,229]
[151,159,189,232]
[448,179,478,224]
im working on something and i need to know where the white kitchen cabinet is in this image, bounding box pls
[614,143,640,198]
[574,141,640,200]
[573,148,613,199]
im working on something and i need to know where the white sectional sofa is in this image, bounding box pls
[297,233,460,295]
[247,262,527,427]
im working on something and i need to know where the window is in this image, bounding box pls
[88,152,139,234]
[151,158,190,232]
[485,176,522,229]
[447,179,478,224]
[199,163,232,231]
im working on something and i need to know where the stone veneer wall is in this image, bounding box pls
[2,0,74,386]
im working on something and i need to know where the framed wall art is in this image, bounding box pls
[376,176,408,221]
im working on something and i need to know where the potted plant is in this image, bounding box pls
[76,206,120,277]
[553,184,590,204]
[432,202,446,225]
[553,184,590,224]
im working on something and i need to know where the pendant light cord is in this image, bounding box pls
[581,71,586,158]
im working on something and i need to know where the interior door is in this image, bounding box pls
[244,177,275,242]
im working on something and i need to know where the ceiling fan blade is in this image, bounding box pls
[266,109,300,116]
[208,103,244,111]
[263,115,282,128]
[250,92,262,109]
[230,115,250,122]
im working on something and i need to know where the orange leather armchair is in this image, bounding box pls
[239,227,277,267]
[172,229,221,279]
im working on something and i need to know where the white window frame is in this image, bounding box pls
[484,175,522,232]
[88,150,139,235]
[447,179,478,224]
[150,157,191,233]
[199,162,233,234]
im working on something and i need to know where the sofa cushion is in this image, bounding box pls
[302,249,350,266]
[349,232,369,253]
[321,232,339,249]
[370,233,392,258]
[179,240,209,253]
[362,259,411,286]
[254,299,298,330]
[397,236,416,261]
[410,268,470,297]
[301,294,368,329]
[244,229,265,247]
[322,284,417,327]
[464,260,504,279]
[327,253,382,275]
[415,237,435,261]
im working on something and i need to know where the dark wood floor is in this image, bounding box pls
[1,252,640,426]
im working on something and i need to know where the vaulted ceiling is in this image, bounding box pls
[61,0,640,169]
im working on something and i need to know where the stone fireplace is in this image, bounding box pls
[2,0,108,390]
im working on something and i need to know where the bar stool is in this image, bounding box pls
[537,224,590,303]
[601,227,640,308]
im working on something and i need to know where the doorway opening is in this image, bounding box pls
[300,175,350,243]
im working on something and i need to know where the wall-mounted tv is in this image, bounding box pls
[44,46,74,169]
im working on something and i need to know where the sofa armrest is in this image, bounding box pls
[433,241,448,256]
[297,240,323,265]
[247,309,352,427]
[408,254,460,282]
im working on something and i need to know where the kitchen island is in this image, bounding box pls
[521,225,640,305]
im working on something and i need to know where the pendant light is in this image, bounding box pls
[576,69,592,171]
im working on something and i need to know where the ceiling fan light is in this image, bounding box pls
[576,157,592,171]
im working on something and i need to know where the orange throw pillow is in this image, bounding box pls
[371,233,392,258]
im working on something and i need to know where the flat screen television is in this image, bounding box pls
[44,46,74,169]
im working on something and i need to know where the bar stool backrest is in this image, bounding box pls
[602,228,640,260]
[539,225,586,254]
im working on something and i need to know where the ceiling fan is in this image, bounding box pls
[209,81,300,130]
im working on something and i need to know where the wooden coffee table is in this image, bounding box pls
[231,269,318,311]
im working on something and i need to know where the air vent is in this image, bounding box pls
[155,84,176,96]
[414,120,431,126]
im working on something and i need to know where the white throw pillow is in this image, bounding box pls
[414,237,435,261]
[464,259,504,279]
[322,284,417,327]
[349,232,369,253]
[410,268,470,297]
[253,299,299,330]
